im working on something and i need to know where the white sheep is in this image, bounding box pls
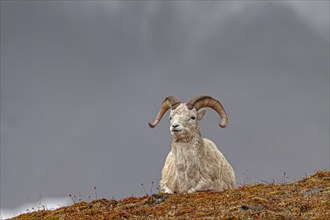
[149,96,236,194]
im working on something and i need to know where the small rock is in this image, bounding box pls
[152,193,168,200]
[240,205,264,211]
[152,194,160,198]
[304,187,322,196]
[144,194,168,205]
[240,205,249,210]
[157,198,166,203]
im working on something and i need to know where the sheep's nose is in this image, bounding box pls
[172,123,180,128]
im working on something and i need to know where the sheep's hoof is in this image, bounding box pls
[187,189,195,193]
[164,186,173,194]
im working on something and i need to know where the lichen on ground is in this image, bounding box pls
[11,170,330,219]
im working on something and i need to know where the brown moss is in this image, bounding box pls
[11,170,329,220]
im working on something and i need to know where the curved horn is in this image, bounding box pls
[148,96,181,128]
[186,95,228,128]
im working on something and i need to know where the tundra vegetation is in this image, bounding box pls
[10,171,329,219]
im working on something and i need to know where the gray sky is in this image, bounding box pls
[1,1,329,210]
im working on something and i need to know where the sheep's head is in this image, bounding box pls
[148,96,228,138]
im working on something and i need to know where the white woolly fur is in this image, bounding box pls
[159,103,236,194]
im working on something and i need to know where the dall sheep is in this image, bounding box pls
[149,96,236,194]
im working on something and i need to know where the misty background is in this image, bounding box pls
[1,0,329,213]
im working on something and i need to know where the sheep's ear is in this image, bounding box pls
[197,109,206,121]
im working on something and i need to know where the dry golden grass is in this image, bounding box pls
[11,170,329,220]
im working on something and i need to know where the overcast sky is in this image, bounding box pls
[1,1,329,211]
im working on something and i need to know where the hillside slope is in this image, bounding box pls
[11,171,329,219]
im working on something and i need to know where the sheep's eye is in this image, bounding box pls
[169,117,172,120]
[190,116,196,120]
